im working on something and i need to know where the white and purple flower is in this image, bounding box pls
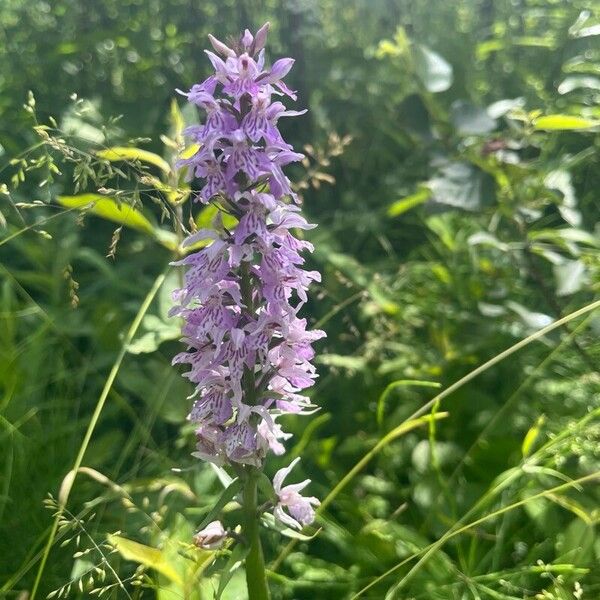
[173,23,323,530]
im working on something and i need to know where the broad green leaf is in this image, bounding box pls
[427,162,494,212]
[486,97,525,119]
[556,519,596,565]
[554,260,587,297]
[387,187,430,217]
[58,194,155,235]
[108,535,183,585]
[412,44,453,93]
[127,314,180,354]
[450,100,497,135]
[533,115,600,130]
[97,146,171,174]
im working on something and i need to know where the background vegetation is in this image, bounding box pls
[1,0,599,598]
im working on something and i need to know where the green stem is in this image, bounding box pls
[243,470,270,600]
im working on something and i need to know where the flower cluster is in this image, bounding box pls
[172,24,323,529]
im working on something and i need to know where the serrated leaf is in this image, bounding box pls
[97,146,171,174]
[108,535,183,585]
[58,194,155,235]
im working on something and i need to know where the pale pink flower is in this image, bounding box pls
[273,458,319,530]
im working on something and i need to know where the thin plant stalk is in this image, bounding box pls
[243,470,270,600]
[30,270,168,600]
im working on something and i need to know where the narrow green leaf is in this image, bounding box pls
[97,146,171,174]
[387,187,430,217]
[108,535,183,585]
[58,194,155,235]
[533,115,600,131]
[522,415,545,457]
[196,478,242,532]
[215,544,250,600]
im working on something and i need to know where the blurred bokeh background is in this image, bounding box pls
[1,1,599,598]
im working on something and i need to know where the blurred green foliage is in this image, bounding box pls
[1,1,599,599]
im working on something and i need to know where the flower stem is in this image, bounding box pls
[242,470,270,600]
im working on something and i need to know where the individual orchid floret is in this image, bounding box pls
[193,520,228,550]
[272,458,320,530]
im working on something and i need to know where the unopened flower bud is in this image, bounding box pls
[208,34,235,58]
[253,22,270,54]
[193,521,227,550]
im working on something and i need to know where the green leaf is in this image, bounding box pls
[558,76,600,95]
[556,519,595,565]
[554,260,586,297]
[196,478,242,532]
[506,301,554,329]
[468,232,510,252]
[529,228,599,248]
[427,162,494,211]
[315,354,367,372]
[533,115,600,131]
[486,97,525,119]
[195,203,237,231]
[126,314,180,354]
[97,146,171,174]
[450,100,497,135]
[108,535,183,585]
[412,44,453,93]
[58,194,155,235]
[215,544,250,600]
[387,187,430,217]
[522,415,545,457]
